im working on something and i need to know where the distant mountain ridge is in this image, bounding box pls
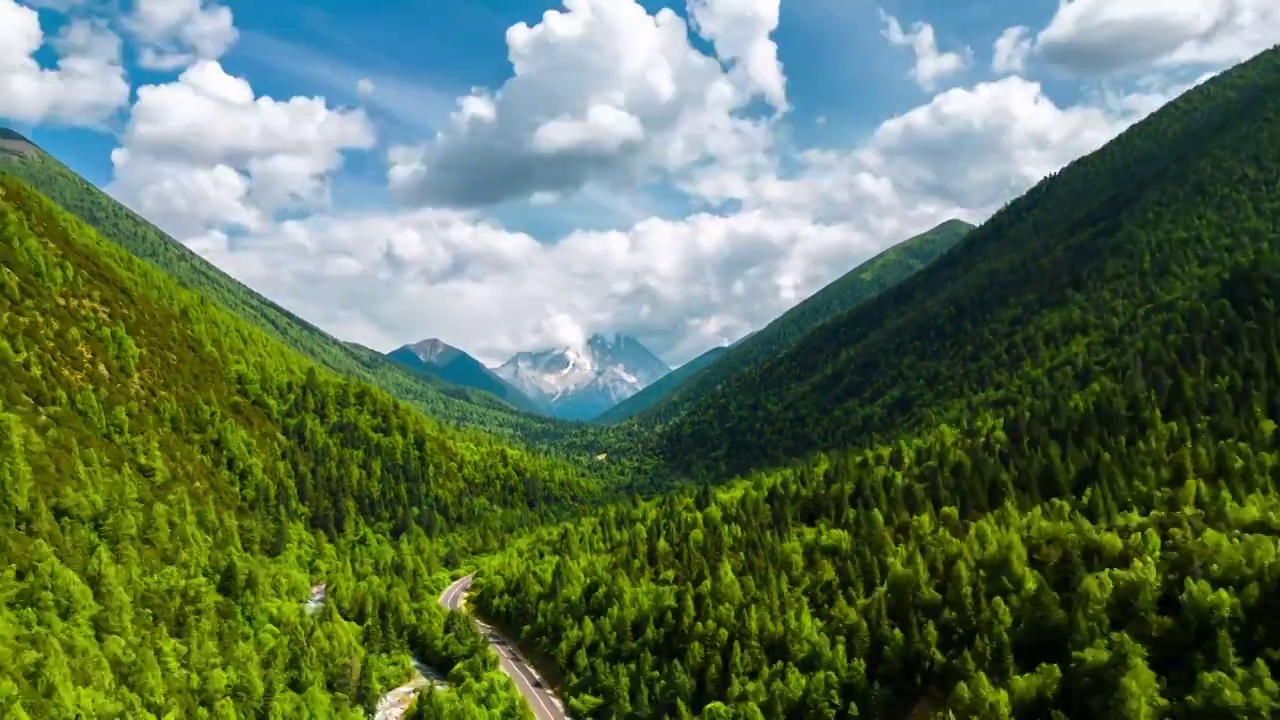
[597,218,974,424]
[386,338,545,415]
[593,344,729,423]
[493,333,671,420]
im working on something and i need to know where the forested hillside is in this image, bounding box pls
[598,218,971,425]
[469,46,1280,719]
[0,144,586,449]
[652,45,1280,481]
[0,175,580,717]
[595,345,728,423]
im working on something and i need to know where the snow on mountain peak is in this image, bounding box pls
[492,332,670,420]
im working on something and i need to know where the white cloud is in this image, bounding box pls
[992,26,1033,75]
[111,154,263,237]
[75,0,1257,367]
[121,61,374,163]
[387,0,784,209]
[862,78,1129,208]
[126,0,239,71]
[687,0,787,109]
[0,1,130,126]
[879,9,972,91]
[357,77,375,99]
[182,203,892,365]
[163,71,1173,365]
[541,312,589,350]
[693,75,1150,225]
[1034,0,1280,76]
[109,60,375,236]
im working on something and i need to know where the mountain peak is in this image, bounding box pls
[386,338,544,414]
[403,337,460,364]
[493,332,670,420]
[0,128,39,159]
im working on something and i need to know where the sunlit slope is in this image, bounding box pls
[0,141,577,445]
[0,175,591,716]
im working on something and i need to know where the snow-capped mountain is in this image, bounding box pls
[492,333,671,420]
[385,338,545,414]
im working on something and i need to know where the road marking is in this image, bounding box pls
[500,652,558,720]
[438,575,562,719]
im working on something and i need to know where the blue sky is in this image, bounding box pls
[227,0,1070,236]
[24,0,1069,234]
[3,0,1275,364]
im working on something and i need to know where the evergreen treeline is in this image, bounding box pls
[650,46,1280,482]
[467,46,1280,719]
[0,175,562,717]
[0,147,632,465]
[596,218,972,425]
[473,448,1280,719]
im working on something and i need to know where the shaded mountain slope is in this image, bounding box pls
[593,344,729,424]
[388,338,545,415]
[0,128,39,158]
[599,219,972,425]
[655,46,1280,480]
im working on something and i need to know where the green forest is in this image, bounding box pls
[2,22,1280,720]
[465,43,1280,719]
[0,149,632,465]
[648,43,1280,483]
[0,175,572,717]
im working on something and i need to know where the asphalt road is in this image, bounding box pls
[439,574,568,720]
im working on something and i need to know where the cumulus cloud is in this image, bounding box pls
[862,78,1130,209]
[879,9,973,90]
[109,60,375,236]
[387,0,785,209]
[1033,0,1280,76]
[126,0,239,71]
[169,72,1168,365]
[357,77,375,99]
[992,26,1033,75]
[693,75,1152,226]
[541,312,589,351]
[87,0,1255,366]
[182,203,892,365]
[0,1,130,126]
[687,0,787,109]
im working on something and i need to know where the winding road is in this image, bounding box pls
[439,575,568,720]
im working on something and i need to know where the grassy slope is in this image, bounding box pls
[598,219,972,425]
[656,45,1280,480]
[0,144,578,446]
